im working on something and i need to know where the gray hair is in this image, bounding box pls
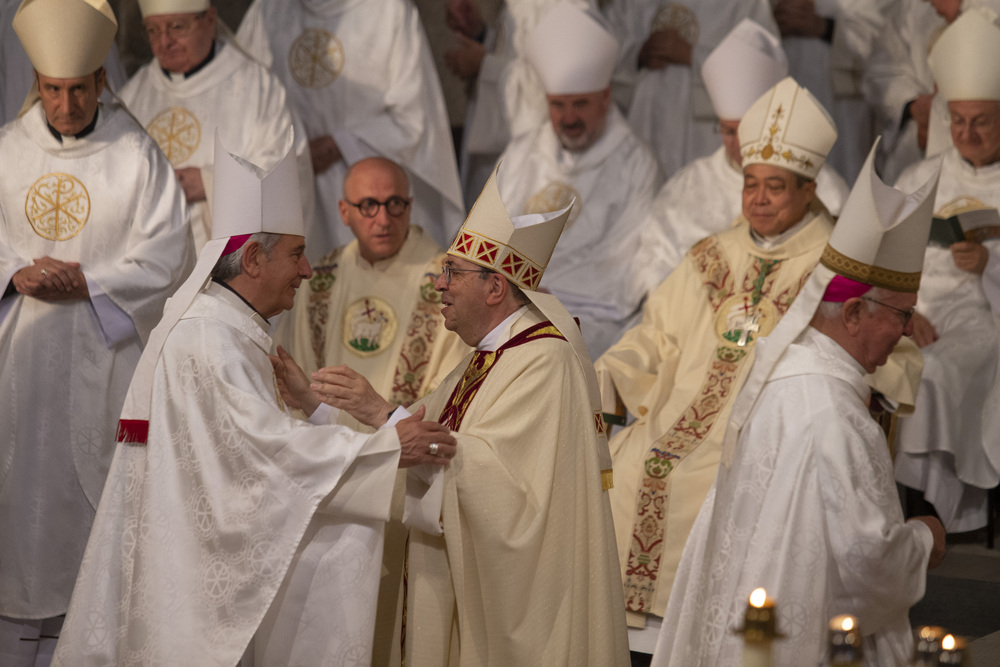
[210,232,283,282]
[816,285,892,319]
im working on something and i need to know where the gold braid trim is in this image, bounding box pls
[820,245,922,293]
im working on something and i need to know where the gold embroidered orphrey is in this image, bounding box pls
[289,29,345,89]
[25,173,90,241]
[146,107,201,165]
[342,296,398,358]
[652,3,700,45]
[525,181,581,228]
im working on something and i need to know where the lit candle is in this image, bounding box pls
[937,634,967,665]
[827,614,862,666]
[737,588,778,667]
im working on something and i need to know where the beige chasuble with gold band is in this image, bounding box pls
[596,208,833,626]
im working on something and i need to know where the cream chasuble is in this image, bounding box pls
[403,305,630,667]
[892,148,1000,532]
[603,0,777,181]
[0,101,194,620]
[120,36,315,253]
[654,328,934,667]
[236,0,464,260]
[596,209,833,626]
[635,145,850,298]
[496,106,662,357]
[52,284,401,666]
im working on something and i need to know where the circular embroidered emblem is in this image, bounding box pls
[289,29,345,89]
[714,294,778,347]
[525,181,581,228]
[342,296,398,357]
[652,4,699,45]
[25,173,90,241]
[146,106,201,165]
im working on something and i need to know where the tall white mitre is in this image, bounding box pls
[929,7,1000,102]
[525,0,618,95]
[117,132,302,436]
[12,0,116,78]
[739,76,838,180]
[701,19,788,122]
[137,0,210,17]
[720,138,941,466]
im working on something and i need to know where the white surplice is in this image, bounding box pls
[496,106,662,357]
[236,0,464,260]
[654,327,933,667]
[51,283,401,666]
[120,36,315,254]
[893,148,1000,532]
[0,101,195,621]
[634,145,850,297]
[603,0,777,181]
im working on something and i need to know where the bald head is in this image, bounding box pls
[339,157,413,263]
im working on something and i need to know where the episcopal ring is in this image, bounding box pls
[40,268,47,276]
[429,443,439,456]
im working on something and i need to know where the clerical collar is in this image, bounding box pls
[163,40,216,79]
[212,278,269,322]
[477,305,529,351]
[749,214,811,250]
[46,107,99,143]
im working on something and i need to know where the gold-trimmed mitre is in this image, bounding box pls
[929,7,1000,102]
[138,0,210,17]
[702,19,787,122]
[738,76,837,180]
[13,0,117,79]
[820,139,940,293]
[525,0,618,95]
[448,163,570,291]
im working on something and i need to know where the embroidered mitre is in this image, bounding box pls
[13,0,117,78]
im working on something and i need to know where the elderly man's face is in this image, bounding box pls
[37,70,104,136]
[854,291,917,373]
[434,256,492,346]
[948,100,1000,168]
[547,88,611,152]
[256,234,312,318]
[145,9,216,74]
[339,159,411,263]
[741,164,815,237]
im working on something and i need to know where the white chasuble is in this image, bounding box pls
[120,37,315,254]
[634,146,850,297]
[496,107,662,357]
[595,210,832,625]
[654,328,933,667]
[236,0,464,260]
[604,0,778,181]
[0,102,194,620]
[892,148,1000,532]
[52,284,400,666]
[404,306,630,667]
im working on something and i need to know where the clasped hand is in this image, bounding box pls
[12,257,88,301]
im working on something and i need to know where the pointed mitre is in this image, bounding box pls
[739,76,837,180]
[702,19,788,121]
[929,7,1000,101]
[13,0,117,79]
[211,131,304,240]
[820,141,939,292]
[448,162,570,291]
[525,1,618,95]
[138,0,210,17]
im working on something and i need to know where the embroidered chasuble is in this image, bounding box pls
[403,305,630,666]
[596,209,833,625]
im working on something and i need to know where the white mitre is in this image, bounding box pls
[525,1,618,95]
[138,0,210,17]
[702,19,788,122]
[739,76,837,180]
[929,7,1000,101]
[116,132,301,436]
[720,139,941,467]
[12,0,117,78]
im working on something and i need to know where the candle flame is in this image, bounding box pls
[841,617,854,632]
[942,635,956,651]
[749,588,767,608]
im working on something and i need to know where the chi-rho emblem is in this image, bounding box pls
[147,107,201,165]
[26,173,90,241]
[343,297,397,357]
[525,181,581,228]
[289,29,345,89]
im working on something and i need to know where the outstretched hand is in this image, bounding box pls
[311,365,392,428]
[270,346,320,415]
[396,405,457,468]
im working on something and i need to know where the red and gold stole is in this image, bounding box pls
[438,320,564,430]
